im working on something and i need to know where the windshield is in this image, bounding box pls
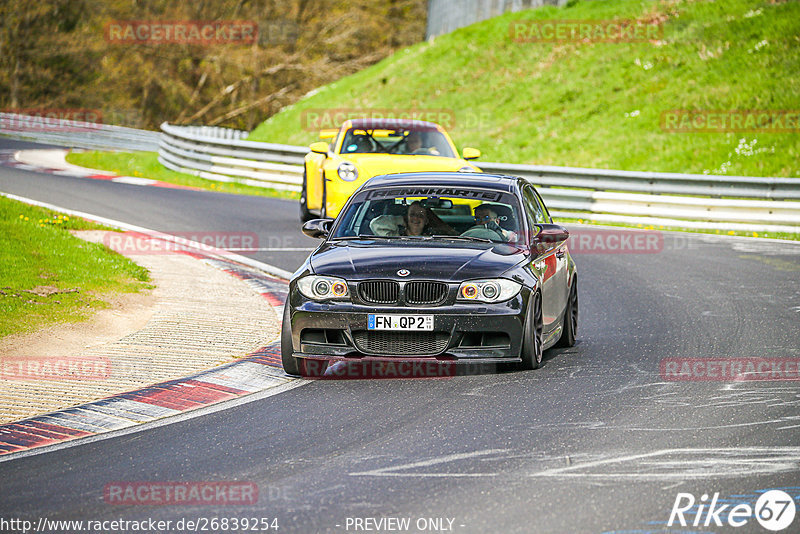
[331,186,524,244]
[338,127,456,158]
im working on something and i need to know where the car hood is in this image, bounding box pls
[342,153,480,175]
[310,241,526,281]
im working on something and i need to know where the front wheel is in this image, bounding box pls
[320,172,328,219]
[555,276,578,348]
[281,304,300,376]
[300,169,313,222]
[519,291,544,370]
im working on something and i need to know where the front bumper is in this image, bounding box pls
[287,296,526,363]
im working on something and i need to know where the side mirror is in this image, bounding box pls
[309,141,329,155]
[530,224,569,256]
[302,218,333,239]
[462,147,481,160]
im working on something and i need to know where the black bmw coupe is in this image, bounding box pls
[281,172,577,377]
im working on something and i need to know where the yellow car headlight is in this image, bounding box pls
[337,162,358,181]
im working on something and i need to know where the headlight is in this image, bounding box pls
[297,275,350,301]
[457,279,521,303]
[337,162,358,181]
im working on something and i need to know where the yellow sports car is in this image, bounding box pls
[300,118,481,221]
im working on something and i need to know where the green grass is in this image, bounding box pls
[249,0,800,178]
[65,150,300,200]
[0,195,153,338]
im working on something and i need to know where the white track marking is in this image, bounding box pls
[349,449,510,477]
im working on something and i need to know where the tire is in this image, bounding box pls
[281,304,300,376]
[519,291,544,370]
[300,169,313,222]
[320,172,328,219]
[555,276,578,348]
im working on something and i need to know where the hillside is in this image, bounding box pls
[0,0,426,131]
[249,0,800,178]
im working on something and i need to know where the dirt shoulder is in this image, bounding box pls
[0,230,280,424]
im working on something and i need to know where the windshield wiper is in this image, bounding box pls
[333,234,401,240]
[430,234,494,243]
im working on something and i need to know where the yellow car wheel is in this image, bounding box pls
[321,171,328,219]
[300,169,314,222]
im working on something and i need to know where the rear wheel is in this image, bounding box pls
[555,277,578,348]
[519,291,544,370]
[281,304,300,376]
[300,169,313,222]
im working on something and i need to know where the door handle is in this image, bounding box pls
[555,249,565,259]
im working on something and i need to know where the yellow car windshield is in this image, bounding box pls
[339,128,455,158]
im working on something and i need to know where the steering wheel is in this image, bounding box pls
[461,226,505,242]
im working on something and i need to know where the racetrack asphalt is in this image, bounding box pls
[1,138,799,533]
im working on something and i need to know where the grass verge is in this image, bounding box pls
[0,195,153,338]
[249,0,799,179]
[65,150,300,200]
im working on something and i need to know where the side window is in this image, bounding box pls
[534,189,552,223]
[522,185,547,225]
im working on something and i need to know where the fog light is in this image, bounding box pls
[461,283,479,299]
[332,281,348,297]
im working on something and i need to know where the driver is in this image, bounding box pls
[405,131,432,155]
[461,204,517,241]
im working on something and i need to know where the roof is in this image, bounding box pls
[346,118,442,131]
[361,172,519,192]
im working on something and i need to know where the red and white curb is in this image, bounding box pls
[0,194,295,458]
[0,336,288,456]
[0,148,203,191]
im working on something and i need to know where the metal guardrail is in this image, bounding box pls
[158,122,305,191]
[157,122,800,232]
[0,113,159,152]
[2,116,797,232]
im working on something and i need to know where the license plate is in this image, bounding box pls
[368,314,433,331]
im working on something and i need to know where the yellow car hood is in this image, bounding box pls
[344,154,480,177]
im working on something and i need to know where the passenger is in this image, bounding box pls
[351,133,373,153]
[369,201,456,236]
